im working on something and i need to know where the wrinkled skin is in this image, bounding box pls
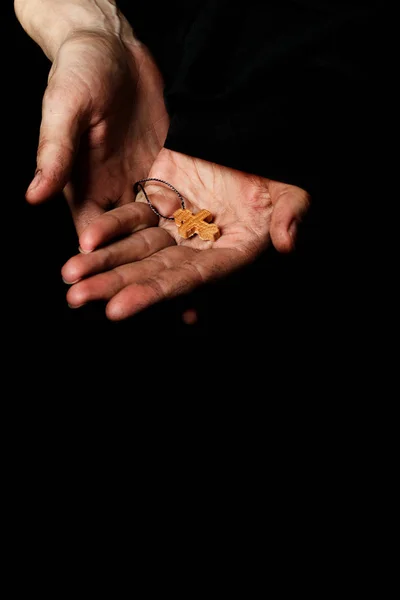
[62,148,310,321]
[24,31,310,321]
[26,31,169,234]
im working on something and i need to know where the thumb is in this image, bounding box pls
[270,185,311,253]
[25,65,88,204]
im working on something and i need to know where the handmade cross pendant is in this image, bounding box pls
[133,178,221,242]
[173,208,221,241]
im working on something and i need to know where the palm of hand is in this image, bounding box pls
[63,35,169,234]
[137,149,273,254]
[62,148,309,320]
[27,32,169,235]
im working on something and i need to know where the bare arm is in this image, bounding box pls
[14,0,137,60]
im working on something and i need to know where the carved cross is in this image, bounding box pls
[173,208,220,241]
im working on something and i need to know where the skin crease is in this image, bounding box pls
[22,27,310,321]
[26,30,170,235]
[61,147,310,321]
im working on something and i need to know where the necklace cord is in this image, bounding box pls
[133,177,186,220]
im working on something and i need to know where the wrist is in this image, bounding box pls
[14,0,137,61]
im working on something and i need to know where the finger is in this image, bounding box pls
[25,66,88,204]
[134,182,182,217]
[65,246,194,308]
[62,147,135,236]
[63,182,106,236]
[106,247,243,321]
[270,187,311,253]
[62,226,175,284]
[78,203,159,253]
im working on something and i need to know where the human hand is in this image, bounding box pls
[61,148,311,320]
[25,30,169,236]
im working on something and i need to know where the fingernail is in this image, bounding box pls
[62,277,81,285]
[27,169,42,193]
[78,245,93,254]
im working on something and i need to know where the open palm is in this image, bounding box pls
[62,148,310,320]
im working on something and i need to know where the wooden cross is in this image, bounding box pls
[173,208,220,241]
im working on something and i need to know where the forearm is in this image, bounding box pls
[14,0,136,60]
